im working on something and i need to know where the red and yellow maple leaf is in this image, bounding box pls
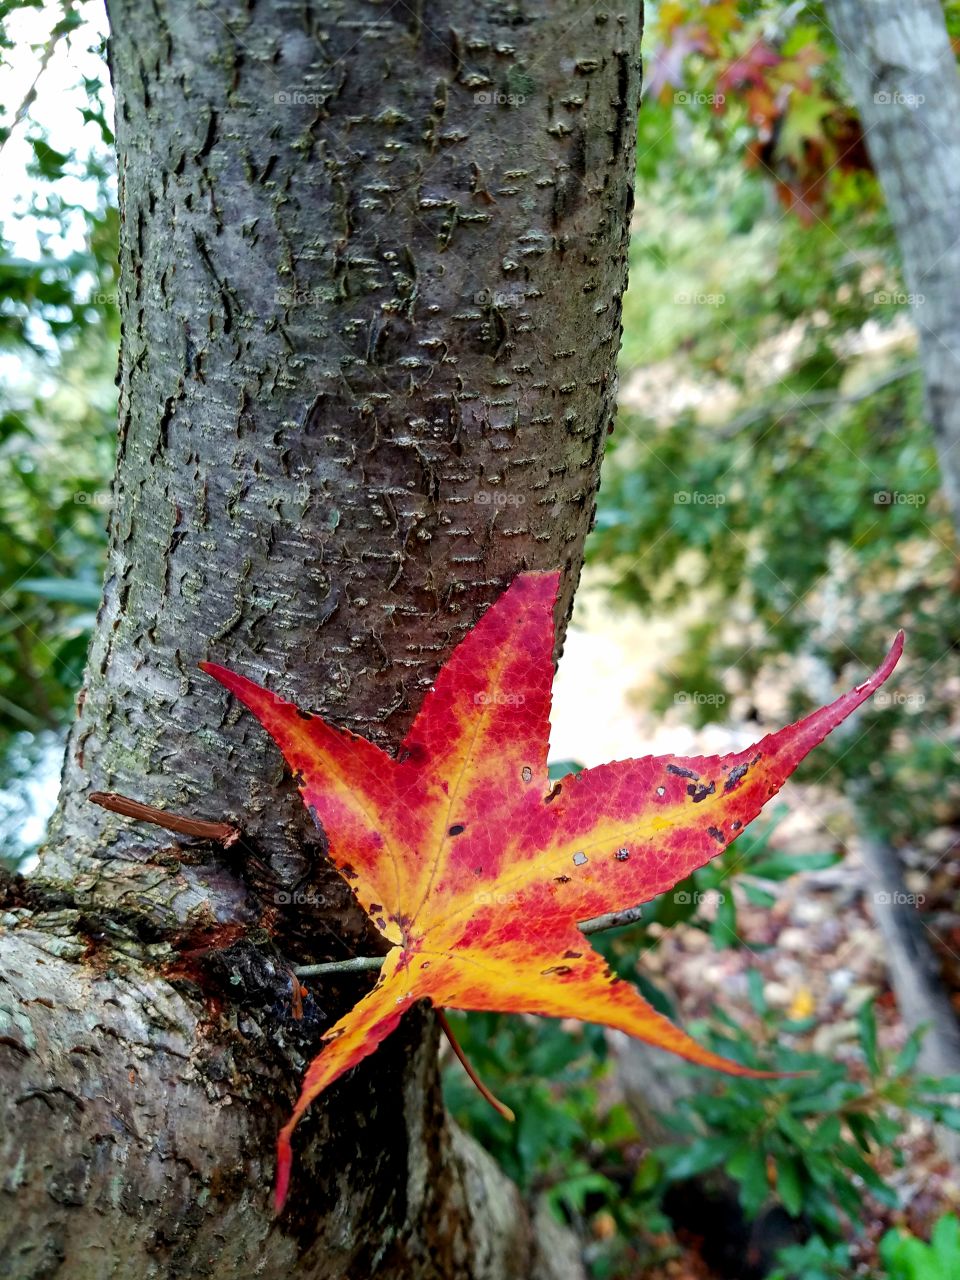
[201,571,902,1211]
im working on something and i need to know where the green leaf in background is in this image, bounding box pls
[728,1143,770,1216]
[748,851,842,882]
[17,577,101,606]
[880,1213,960,1280]
[770,1234,852,1280]
[858,999,880,1076]
[776,1155,803,1218]
[662,1135,739,1183]
[546,758,584,781]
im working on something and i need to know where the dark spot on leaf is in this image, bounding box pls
[562,949,582,959]
[295,707,312,721]
[421,961,431,970]
[326,1028,344,1041]
[473,866,483,877]
[340,863,359,880]
[687,781,716,803]
[731,820,742,831]
[707,826,725,845]
[541,964,573,976]
[545,781,562,803]
[369,903,382,914]
[724,762,750,792]
[291,769,304,786]
[448,823,465,836]
[376,917,386,930]
[667,764,700,780]
[615,847,630,861]
[521,766,533,783]
[572,851,588,866]
[554,874,571,884]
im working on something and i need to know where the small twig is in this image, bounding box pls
[438,1009,515,1121]
[293,903,647,977]
[579,904,646,934]
[294,956,385,977]
[0,0,75,160]
[88,792,240,846]
[715,359,919,440]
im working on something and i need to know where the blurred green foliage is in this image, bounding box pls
[593,1,960,851]
[444,973,960,1278]
[444,816,960,1276]
[771,1213,960,1280]
[657,990,960,1239]
[0,0,116,862]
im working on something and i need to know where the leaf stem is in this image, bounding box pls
[437,1009,515,1122]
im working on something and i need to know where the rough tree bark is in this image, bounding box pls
[0,3,643,1276]
[825,0,960,536]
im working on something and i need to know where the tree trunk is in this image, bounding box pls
[825,0,960,536]
[823,1,960,1121]
[856,825,960,1076]
[0,3,643,1275]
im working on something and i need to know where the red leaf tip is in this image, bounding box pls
[865,630,904,690]
[275,1133,292,1215]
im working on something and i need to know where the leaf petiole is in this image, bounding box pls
[437,1008,515,1122]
